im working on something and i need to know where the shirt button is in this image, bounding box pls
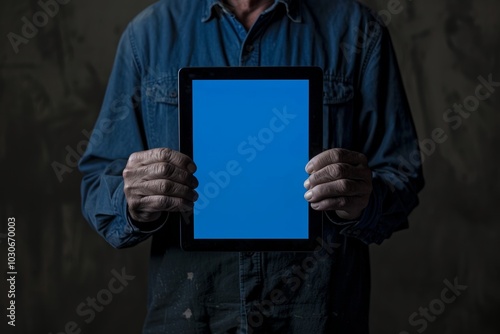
[245,45,254,53]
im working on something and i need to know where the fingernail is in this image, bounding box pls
[304,191,313,201]
[305,162,313,174]
[303,179,310,189]
[188,163,197,173]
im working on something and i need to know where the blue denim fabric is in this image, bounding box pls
[79,0,424,333]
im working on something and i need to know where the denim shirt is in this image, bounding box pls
[79,0,424,333]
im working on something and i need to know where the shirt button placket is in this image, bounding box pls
[239,252,263,332]
[241,41,258,66]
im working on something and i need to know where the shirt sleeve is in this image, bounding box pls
[330,21,425,245]
[78,23,160,249]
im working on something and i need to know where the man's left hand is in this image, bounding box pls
[304,148,373,220]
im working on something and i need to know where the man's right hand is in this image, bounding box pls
[123,148,198,223]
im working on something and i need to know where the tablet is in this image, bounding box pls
[178,67,323,251]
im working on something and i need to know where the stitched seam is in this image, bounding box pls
[127,23,143,74]
[358,21,382,90]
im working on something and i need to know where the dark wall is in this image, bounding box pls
[0,0,498,333]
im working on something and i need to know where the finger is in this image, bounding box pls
[129,211,162,223]
[140,163,198,188]
[306,149,367,173]
[128,148,196,173]
[305,163,370,188]
[309,196,366,212]
[132,196,195,213]
[133,180,198,201]
[304,179,371,202]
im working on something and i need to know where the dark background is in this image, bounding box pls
[0,0,499,333]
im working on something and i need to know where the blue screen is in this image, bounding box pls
[192,79,309,239]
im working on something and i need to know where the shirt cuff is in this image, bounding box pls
[324,210,360,226]
[323,184,384,244]
[126,209,169,234]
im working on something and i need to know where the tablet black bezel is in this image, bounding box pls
[178,66,323,252]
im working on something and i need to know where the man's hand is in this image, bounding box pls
[304,148,372,220]
[123,148,198,223]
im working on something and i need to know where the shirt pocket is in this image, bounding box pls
[322,76,355,150]
[144,76,180,149]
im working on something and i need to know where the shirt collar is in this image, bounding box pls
[201,0,301,23]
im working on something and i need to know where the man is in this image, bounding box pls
[79,0,424,333]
